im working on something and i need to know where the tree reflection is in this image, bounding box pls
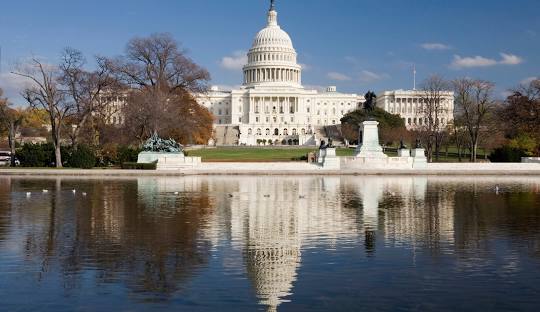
[6,177,214,299]
[0,177,12,243]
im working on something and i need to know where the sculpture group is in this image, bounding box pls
[143,131,184,154]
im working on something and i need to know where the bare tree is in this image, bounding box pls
[450,115,468,162]
[502,79,540,147]
[59,48,119,148]
[0,89,26,165]
[452,78,495,162]
[419,75,451,162]
[106,33,212,144]
[12,58,71,168]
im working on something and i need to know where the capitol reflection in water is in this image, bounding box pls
[0,176,539,311]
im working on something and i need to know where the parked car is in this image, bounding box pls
[0,151,19,166]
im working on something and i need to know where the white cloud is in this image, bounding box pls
[500,91,513,99]
[421,43,451,51]
[450,53,524,69]
[520,76,538,85]
[299,63,311,71]
[499,53,523,65]
[359,70,389,83]
[220,51,247,71]
[0,72,33,101]
[327,72,351,81]
[344,56,360,66]
[450,55,498,69]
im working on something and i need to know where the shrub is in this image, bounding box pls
[117,146,141,164]
[488,145,527,163]
[121,161,157,170]
[96,143,118,167]
[66,145,96,169]
[17,143,55,167]
[508,134,538,157]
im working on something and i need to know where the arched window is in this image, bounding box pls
[266,128,270,136]
[292,128,297,135]
[283,128,288,135]
[274,128,279,136]
[301,128,306,135]
[257,128,262,135]
[248,128,253,135]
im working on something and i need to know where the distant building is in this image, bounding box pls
[376,89,454,130]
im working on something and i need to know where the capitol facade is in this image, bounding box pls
[197,2,363,146]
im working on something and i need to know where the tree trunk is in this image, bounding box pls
[471,141,478,163]
[8,122,16,167]
[55,144,62,168]
[53,127,63,168]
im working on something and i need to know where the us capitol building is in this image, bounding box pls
[197,1,363,146]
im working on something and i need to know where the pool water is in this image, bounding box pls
[0,176,539,311]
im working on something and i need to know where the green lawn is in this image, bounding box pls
[186,147,488,163]
[187,147,356,162]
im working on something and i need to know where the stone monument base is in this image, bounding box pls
[354,121,388,160]
[398,148,410,157]
[137,152,201,170]
[411,148,427,169]
[317,148,340,169]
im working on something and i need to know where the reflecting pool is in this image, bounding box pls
[0,176,539,311]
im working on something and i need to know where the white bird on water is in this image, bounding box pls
[42,189,48,193]
[72,189,76,194]
[495,185,500,195]
[174,192,179,195]
[82,192,87,196]
[26,192,31,197]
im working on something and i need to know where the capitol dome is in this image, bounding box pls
[243,2,303,89]
[252,17,294,49]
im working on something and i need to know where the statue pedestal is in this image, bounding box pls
[137,152,201,170]
[412,148,427,169]
[398,148,410,157]
[354,121,388,159]
[137,152,185,164]
[317,148,340,169]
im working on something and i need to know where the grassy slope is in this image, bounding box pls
[186,147,488,163]
[187,148,356,162]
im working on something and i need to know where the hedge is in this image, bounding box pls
[121,161,157,170]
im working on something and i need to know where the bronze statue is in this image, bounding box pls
[363,91,377,113]
[270,0,275,10]
[399,139,407,150]
[414,138,423,149]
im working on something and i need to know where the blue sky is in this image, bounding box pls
[1,0,539,102]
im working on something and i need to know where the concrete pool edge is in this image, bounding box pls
[1,163,540,177]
